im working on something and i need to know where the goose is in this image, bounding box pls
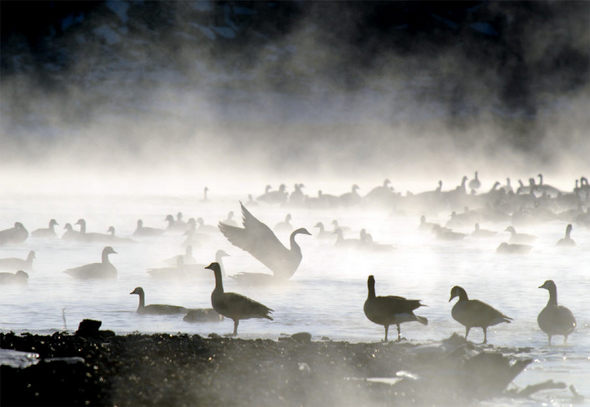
[331,219,350,233]
[363,275,427,342]
[339,184,361,206]
[165,214,186,232]
[274,214,293,233]
[471,223,497,238]
[334,228,363,249]
[193,250,230,276]
[196,217,218,233]
[289,183,306,205]
[164,245,197,266]
[360,229,394,252]
[418,215,437,232]
[556,224,575,246]
[505,226,536,244]
[218,203,311,280]
[432,224,465,241]
[313,222,332,239]
[0,222,28,245]
[536,173,561,196]
[0,270,28,285]
[106,226,134,243]
[317,190,340,207]
[449,285,512,344]
[64,246,117,280]
[221,211,238,227]
[182,219,210,248]
[183,308,223,322]
[502,178,513,194]
[202,186,209,202]
[365,178,395,203]
[259,184,288,204]
[75,219,113,242]
[133,219,164,237]
[245,194,258,207]
[62,223,82,241]
[130,287,188,315]
[0,250,35,271]
[147,257,186,280]
[468,171,481,193]
[31,219,58,238]
[256,185,273,201]
[538,280,576,345]
[205,262,273,336]
[496,242,532,254]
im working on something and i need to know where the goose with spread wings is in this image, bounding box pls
[218,203,311,280]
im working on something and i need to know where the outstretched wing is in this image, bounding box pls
[219,203,292,275]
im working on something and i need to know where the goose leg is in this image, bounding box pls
[465,326,470,340]
[483,327,487,344]
[396,324,401,342]
[384,325,389,342]
[232,319,239,336]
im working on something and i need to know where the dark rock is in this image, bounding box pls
[75,319,102,337]
[291,332,312,343]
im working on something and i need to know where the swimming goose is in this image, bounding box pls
[0,270,29,285]
[471,223,497,238]
[418,215,437,232]
[31,219,58,238]
[220,211,238,227]
[196,217,218,233]
[363,275,427,342]
[289,183,306,205]
[0,250,35,271]
[133,219,165,237]
[62,223,82,241]
[64,246,117,280]
[331,220,350,233]
[183,308,223,322]
[556,224,575,246]
[334,228,363,248]
[496,242,532,254]
[538,280,576,345]
[505,226,536,244]
[202,186,209,202]
[164,245,197,266]
[468,171,481,193]
[432,224,465,241]
[165,214,186,232]
[313,222,332,239]
[449,285,512,344]
[106,226,134,243]
[205,262,273,336]
[130,287,188,315]
[218,203,311,280]
[360,229,394,252]
[274,214,293,233]
[339,184,361,206]
[75,219,113,242]
[245,194,258,207]
[259,184,289,204]
[0,222,28,245]
[147,257,186,279]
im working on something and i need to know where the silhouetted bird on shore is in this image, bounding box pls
[538,280,576,345]
[364,275,427,341]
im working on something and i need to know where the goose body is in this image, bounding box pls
[363,275,427,341]
[31,219,58,238]
[0,270,28,285]
[538,280,576,345]
[133,219,165,237]
[432,224,465,241]
[0,250,35,271]
[449,286,512,344]
[130,287,188,315]
[472,223,497,238]
[334,228,363,249]
[0,222,28,245]
[62,223,82,241]
[183,308,223,322]
[468,171,481,193]
[505,226,537,244]
[556,224,575,246]
[339,184,361,206]
[64,246,117,280]
[219,203,310,280]
[496,242,532,254]
[205,262,273,336]
[75,219,113,243]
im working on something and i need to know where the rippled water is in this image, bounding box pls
[1,194,588,405]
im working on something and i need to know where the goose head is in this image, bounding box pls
[505,226,516,234]
[292,228,311,236]
[27,251,36,261]
[265,185,272,193]
[187,218,196,229]
[449,285,468,302]
[130,287,144,296]
[64,223,73,231]
[137,219,143,228]
[539,280,556,291]
[197,217,204,226]
[383,178,391,187]
[352,184,360,192]
[565,224,573,236]
[204,262,221,273]
[14,222,25,229]
[165,214,175,223]
[75,219,85,226]
[102,246,117,256]
[279,184,286,192]
[420,215,426,224]
[285,214,292,222]
[177,212,183,221]
[314,222,324,229]
[49,219,58,227]
[215,250,230,260]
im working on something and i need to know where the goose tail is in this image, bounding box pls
[415,315,428,325]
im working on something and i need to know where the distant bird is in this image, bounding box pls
[147,257,186,280]
[164,245,197,266]
[432,224,465,241]
[360,229,394,252]
[165,214,186,232]
[556,224,575,246]
[339,184,361,206]
[538,280,576,345]
[196,217,218,233]
[0,250,35,272]
[106,226,134,243]
[468,171,481,193]
[334,228,363,249]
[418,215,437,232]
[258,184,288,204]
[183,308,223,322]
[496,242,532,254]
[245,194,258,207]
[202,186,209,202]
[75,219,113,242]
[0,270,28,285]
[64,246,117,280]
[274,214,293,234]
[471,223,497,238]
[0,222,28,245]
[133,219,164,237]
[363,275,427,341]
[130,287,188,315]
[31,219,58,238]
[313,222,332,239]
[219,203,311,280]
[205,262,273,336]
[62,223,82,241]
[449,285,512,344]
[505,226,536,244]
[331,219,350,233]
[221,211,238,227]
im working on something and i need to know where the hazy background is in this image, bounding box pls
[1,1,589,194]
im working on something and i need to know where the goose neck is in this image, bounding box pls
[213,269,224,293]
[547,287,558,306]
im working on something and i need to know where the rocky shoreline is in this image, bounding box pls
[0,321,565,407]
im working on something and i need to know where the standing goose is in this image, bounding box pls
[218,203,311,280]
[556,224,575,246]
[505,226,537,244]
[468,171,481,193]
[205,262,273,336]
[64,246,117,280]
[449,286,512,344]
[364,275,427,341]
[130,287,188,315]
[133,219,165,237]
[0,250,35,272]
[31,219,58,238]
[538,280,576,345]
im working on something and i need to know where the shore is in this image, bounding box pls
[0,323,566,407]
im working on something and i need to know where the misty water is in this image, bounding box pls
[0,190,588,405]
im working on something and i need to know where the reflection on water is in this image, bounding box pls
[0,194,588,403]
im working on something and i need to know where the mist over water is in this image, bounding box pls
[1,1,589,405]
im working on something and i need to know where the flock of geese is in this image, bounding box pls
[0,173,586,342]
